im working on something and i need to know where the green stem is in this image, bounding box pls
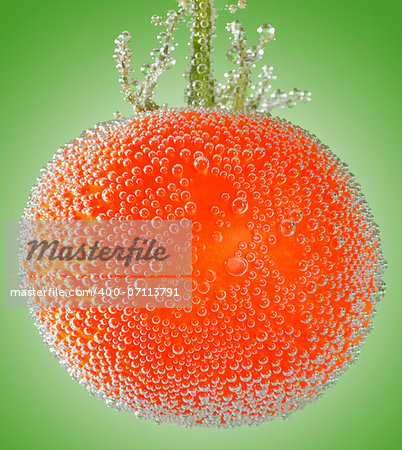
[139,9,183,111]
[232,43,250,111]
[187,0,216,107]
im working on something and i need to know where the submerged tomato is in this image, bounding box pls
[23,109,385,426]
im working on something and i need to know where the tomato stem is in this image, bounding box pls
[186,0,216,108]
[231,27,250,111]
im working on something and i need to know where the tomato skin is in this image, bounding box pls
[23,109,385,427]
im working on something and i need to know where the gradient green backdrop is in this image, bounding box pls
[1,1,401,449]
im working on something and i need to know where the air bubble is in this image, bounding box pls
[225,257,248,277]
[238,0,247,10]
[198,282,210,294]
[300,312,312,324]
[280,219,295,237]
[197,64,207,74]
[172,344,184,355]
[232,197,248,215]
[141,63,152,75]
[256,331,268,342]
[194,156,210,174]
[331,236,344,250]
[257,23,275,41]
[228,4,238,14]
[290,209,303,223]
[185,202,197,214]
[307,218,318,231]
[227,46,240,63]
[166,58,176,70]
[172,164,184,178]
[212,231,223,243]
[102,189,114,202]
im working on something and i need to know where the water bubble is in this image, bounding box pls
[185,202,197,214]
[306,281,317,293]
[317,274,328,286]
[151,14,161,25]
[247,45,263,62]
[289,168,299,178]
[232,197,248,215]
[102,189,114,202]
[227,19,242,33]
[141,63,152,75]
[194,156,210,174]
[172,164,184,178]
[298,260,308,271]
[272,89,286,100]
[197,306,207,317]
[300,311,312,324]
[212,231,223,243]
[238,0,247,10]
[172,344,184,355]
[180,148,191,162]
[307,218,318,231]
[205,270,216,282]
[131,79,141,92]
[197,64,207,74]
[139,208,150,219]
[257,24,275,41]
[166,58,176,70]
[290,209,303,223]
[157,32,167,43]
[228,4,238,14]
[150,48,161,59]
[198,282,210,294]
[280,219,295,237]
[267,235,277,245]
[191,80,202,90]
[150,259,163,274]
[256,331,268,342]
[276,173,287,185]
[227,46,240,63]
[225,257,248,277]
[151,217,163,228]
[327,222,338,235]
[331,236,344,250]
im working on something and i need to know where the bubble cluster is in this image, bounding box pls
[216,21,311,112]
[114,1,310,114]
[227,1,248,14]
[23,109,386,427]
[114,4,187,111]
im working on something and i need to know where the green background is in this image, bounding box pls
[1,0,401,449]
